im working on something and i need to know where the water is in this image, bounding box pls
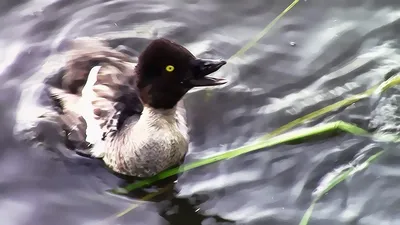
[2,0,400,224]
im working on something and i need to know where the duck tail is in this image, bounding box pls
[61,37,133,94]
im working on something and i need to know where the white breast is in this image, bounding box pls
[102,106,189,176]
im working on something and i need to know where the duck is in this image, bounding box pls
[47,37,227,177]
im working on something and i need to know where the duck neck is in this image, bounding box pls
[139,105,178,126]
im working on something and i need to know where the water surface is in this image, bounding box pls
[2,0,400,224]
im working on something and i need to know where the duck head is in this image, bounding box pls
[135,38,227,109]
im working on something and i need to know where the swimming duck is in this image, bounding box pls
[48,37,226,177]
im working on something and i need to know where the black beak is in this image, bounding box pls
[189,58,227,87]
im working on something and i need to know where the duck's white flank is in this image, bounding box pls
[80,66,103,145]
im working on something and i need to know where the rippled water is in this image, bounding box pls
[3,0,400,224]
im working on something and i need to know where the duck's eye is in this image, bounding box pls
[166,65,175,72]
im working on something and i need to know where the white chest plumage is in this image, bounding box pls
[103,106,189,177]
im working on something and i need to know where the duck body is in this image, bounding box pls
[103,105,188,176]
[49,37,226,177]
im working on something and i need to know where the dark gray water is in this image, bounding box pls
[2,0,400,224]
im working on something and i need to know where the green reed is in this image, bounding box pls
[109,74,400,223]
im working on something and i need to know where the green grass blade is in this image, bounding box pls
[375,74,400,93]
[258,74,400,141]
[256,88,375,141]
[336,121,369,135]
[314,169,352,200]
[299,202,316,225]
[204,0,301,99]
[298,150,384,225]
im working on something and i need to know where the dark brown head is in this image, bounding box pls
[135,38,227,109]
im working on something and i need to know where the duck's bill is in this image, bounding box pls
[189,77,227,87]
[190,58,227,87]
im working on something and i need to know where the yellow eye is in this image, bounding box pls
[166,65,174,72]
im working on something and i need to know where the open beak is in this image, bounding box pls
[189,58,227,87]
